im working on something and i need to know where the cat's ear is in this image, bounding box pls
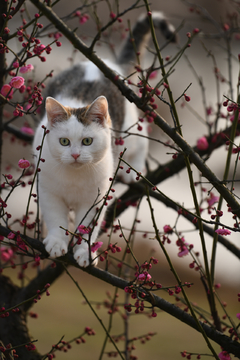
[86,96,111,127]
[45,97,69,126]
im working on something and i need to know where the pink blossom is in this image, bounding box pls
[53,32,62,40]
[13,61,19,68]
[215,228,231,236]
[100,220,106,230]
[25,103,32,112]
[9,76,25,89]
[178,246,189,257]
[227,103,235,112]
[110,11,116,19]
[229,110,240,123]
[184,94,191,102]
[33,44,46,56]
[91,241,103,253]
[0,247,14,262]
[16,235,28,252]
[20,126,34,135]
[18,159,30,169]
[207,192,219,207]
[7,232,16,240]
[177,237,189,257]
[20,64,34,74]
[137,272,152,282]
[77,225,90,235]
[149,70,158,79]
[218,351,231,360]
[236,313,240,320]
[0,84,13,97]
[79,14,89,24]
[115,137,124,145]
[197,136,209,150]
[163,225,173,234]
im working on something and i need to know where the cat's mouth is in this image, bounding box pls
[71,161,82,168]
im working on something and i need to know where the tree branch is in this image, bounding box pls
[0,224,239,356]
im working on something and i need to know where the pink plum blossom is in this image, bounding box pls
[163,225,173,234]
[207,192,219,207]
[215,228,231,236]
[177,237,189,257]
[7,232,16,240]
[218,351,231,360]
[77,225,90,234]
[137,272,152,282]
[100,220,106,230]
[16,235,28,252]
[91,241,103,253]
[236,313,240,320]
[18,159,30,169]
[0,84,14,97]
[24,103,32,112]
[149,70,158,79]
[79,14,89,24]
[197,136,209,150]
[13,61,19,68]
[20,126,34,135]
[33,44,46,55]
[9,76,25,89]
[178,246,189,257]
[20,64,34,73]
[0,247,14,262]
[184,94,191,102]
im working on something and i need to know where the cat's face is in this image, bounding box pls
[45,96,112,168]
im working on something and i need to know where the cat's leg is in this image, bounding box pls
[73,207,101,267]
[39,189,69,258]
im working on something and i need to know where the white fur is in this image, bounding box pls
[33,60,149,266]
[83,60,149,182]
[33,100,113,267]
[82,60,122,82]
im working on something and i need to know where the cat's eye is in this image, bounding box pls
[82,137,93,146]
[59,138,70,146]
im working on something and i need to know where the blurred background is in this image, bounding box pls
[2,0,240,359]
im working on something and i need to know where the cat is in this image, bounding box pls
[33,12,176,267]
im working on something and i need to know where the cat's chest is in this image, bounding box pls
[40,163,109,207]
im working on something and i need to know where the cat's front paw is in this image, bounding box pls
[43,235,68,258]
[74,247,98,267]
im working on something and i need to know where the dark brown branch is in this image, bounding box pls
[9,0,26,17]
[18,262,65,312]
[3,123,34,143]
[0,1,8,182]
[103,180,240,259]
[0,224,239,356]
[0,275,42,360]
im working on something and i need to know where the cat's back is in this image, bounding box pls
[44,60,125,131]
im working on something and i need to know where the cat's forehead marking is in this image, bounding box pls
[68,106,90,124]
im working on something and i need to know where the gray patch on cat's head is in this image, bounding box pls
[69,106,90,124]
[43,64,125,131]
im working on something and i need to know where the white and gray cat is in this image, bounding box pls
[33,12,176,267]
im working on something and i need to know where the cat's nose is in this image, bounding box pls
[71,153,80,160]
